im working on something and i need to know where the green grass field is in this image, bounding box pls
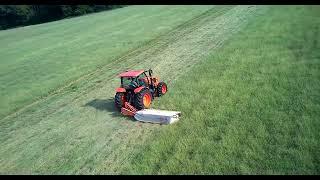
[0,5,319,174]
[0,5,214,119]
[125,6,320,174]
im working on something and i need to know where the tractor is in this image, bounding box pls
[114,69,168,111]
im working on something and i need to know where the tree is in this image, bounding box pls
[0,5,126,30]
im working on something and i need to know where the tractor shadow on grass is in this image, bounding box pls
[84,98,135,121]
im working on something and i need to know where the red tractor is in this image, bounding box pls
[115,69,168,111]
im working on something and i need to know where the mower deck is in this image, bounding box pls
[121,102,181,125]
[134,109,181,125]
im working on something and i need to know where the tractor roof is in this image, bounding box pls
[118,70,144,77]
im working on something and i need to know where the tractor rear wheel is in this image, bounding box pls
[157,82,167,97]
[115,92,126,111]
[135,88,152,110]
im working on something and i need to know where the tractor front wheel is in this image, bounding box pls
[157,82,167,97]
[135,88,152,110]
[115,92,126,111]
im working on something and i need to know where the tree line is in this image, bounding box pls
[0,5,126,30]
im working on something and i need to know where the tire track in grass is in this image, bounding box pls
[0,5,267,174]
[136,5,266,83]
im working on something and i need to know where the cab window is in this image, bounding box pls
[137,73,147,86]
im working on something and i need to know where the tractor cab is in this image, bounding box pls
[119,70,148,90]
